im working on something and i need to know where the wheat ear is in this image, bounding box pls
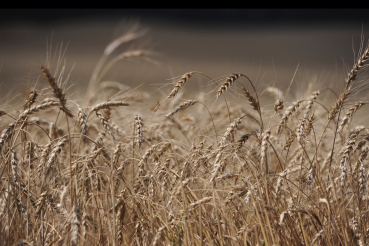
[274,99,284,113]
[327,42,369,120]
[220,116,245,147]
[41,66,73,117]
[328,88,351,121]
[347,41,369,87]
[0,123,15,150]
[95,111,114,137]
[337,101,367,132]
[19,100,60,119]
[217,73,242,98]
[10,150,18,186]
[168,72,196,98]
[242,87,259,111]
[71,205,81,246]
[23,90,38,110]
[277,100,303,134]
[90,101,129,113]
[78,107,88,139]
[165,100,198,119]
[260,130,271,173]
[134,115,143,148]
[44,137,68,176]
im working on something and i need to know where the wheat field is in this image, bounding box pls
[1,24,369,246]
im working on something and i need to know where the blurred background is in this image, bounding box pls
[1,9,369,101]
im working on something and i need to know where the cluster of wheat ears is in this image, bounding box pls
[2,26,369,246]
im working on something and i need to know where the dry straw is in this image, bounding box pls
[4,24,369,246]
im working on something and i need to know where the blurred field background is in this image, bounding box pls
[2,9,369,101]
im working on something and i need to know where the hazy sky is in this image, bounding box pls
[1,9,368,101]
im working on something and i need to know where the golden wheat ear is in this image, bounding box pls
[242,87,259,111]
[165,100,198,119]
[154,71,215,112]
[152,72,195,112]
[134,115,143,148]
[167,72,195,98]
[41,65,73,118]
[217,73,242,98]
[23,90,38,110]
